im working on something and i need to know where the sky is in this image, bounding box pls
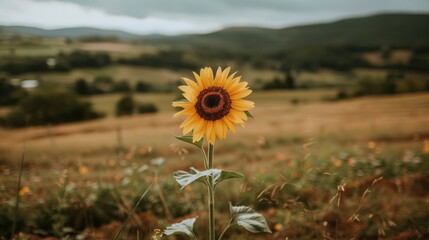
[1,0,429,35]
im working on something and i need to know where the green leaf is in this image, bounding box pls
[229,203,271,233]
[174,168,243,190]
[175,135,204,149]
[173,169,211,190]
[162,217,198,240]
[212,169,243,188]
[245,111,254,118]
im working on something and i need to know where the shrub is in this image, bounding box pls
[116,94,135,116]
[137,103,158,114]
[2,89,103,128]
[0,78,27,106]
[135,81,152,92]
[74,78,91,96]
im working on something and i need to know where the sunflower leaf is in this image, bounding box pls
[162,217,198,240]
[173,169,210,190]
[245,111,254,118]
[175,135,204,149]
[212,169,243,188]
[229,203,272,233]
[173,168,243,190]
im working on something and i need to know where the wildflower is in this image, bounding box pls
[333,159,342,168]
[19,186,30,196]
[347,157,356,167]
[173,67,254,144]
[423,140,429,154]
[367,141,376,149]
[274,223,283,231]
[79,166,89,175]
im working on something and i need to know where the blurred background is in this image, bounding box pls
[1,0,429,239]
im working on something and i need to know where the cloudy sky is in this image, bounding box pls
[1,0,429,35]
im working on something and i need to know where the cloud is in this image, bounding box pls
[1,0,429,35]
[0,0,220,35]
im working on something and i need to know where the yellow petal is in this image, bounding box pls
[227,111,245,124]
[172,101,192,108]
[223,117,237,133]
[173,107,195,117]
[214,67,223,83]
[180,114,198,129]
[228,81,248,95]
[224,76,241,92]
[230,89,252,99]
[201,67,214,88]
[214,120,224,139]
[182,77,201,91]
[205,121,214,144]
[179,85,197,101]
[231,99,255,111]
[193,119,206,142]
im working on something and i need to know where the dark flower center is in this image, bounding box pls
[195,86,231,121]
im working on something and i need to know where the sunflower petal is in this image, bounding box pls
[182,77,201,91]
[230,89,252,99]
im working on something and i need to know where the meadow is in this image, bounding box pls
[1,89,428,239]
[1,15,429,238]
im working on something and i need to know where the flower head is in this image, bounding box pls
[173,67,254,144]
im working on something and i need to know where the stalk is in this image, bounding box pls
[208,143,215,240]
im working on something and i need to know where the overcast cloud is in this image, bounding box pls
[1,0,429,35]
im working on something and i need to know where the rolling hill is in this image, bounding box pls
[144,13,429,51]
[1,13,428,50]
[0,26,141,40]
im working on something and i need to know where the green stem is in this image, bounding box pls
[208,143,215,240]
[218,222,235,240]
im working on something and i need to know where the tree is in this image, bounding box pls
[74,78,91,95]
[115,94,135,116]
[137,102,158,114]
[135,81,152,92]
[2,89,103,127]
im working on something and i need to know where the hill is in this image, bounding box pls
[144,13,429,51]
[1,13,428,49]
[0,26,141,40]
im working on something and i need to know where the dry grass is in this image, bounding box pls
[1,91,428,165]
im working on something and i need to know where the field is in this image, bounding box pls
[1,90,428,239]
[1,14,429,239]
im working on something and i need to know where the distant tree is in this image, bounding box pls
[115,94,135,116]
[0,78,26,106]
[112,80,131,93]
[137,102,158,114]
[74,78,91,95]
[135,80,152,92]
[281,64,296,89]
[2,89,103,127]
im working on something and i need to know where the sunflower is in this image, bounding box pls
[172,67,254,145]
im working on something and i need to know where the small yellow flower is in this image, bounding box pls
[108,159,117,167]
[367,141,376,149]
[347,157,356,167]
[333,159,342,168]
[173,67,254,145]
[423,140,429,154]
[79,166,89,175]
[274,223,283,231]
[19,186,30,196]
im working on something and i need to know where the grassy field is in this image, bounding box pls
[0,90,428,239]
